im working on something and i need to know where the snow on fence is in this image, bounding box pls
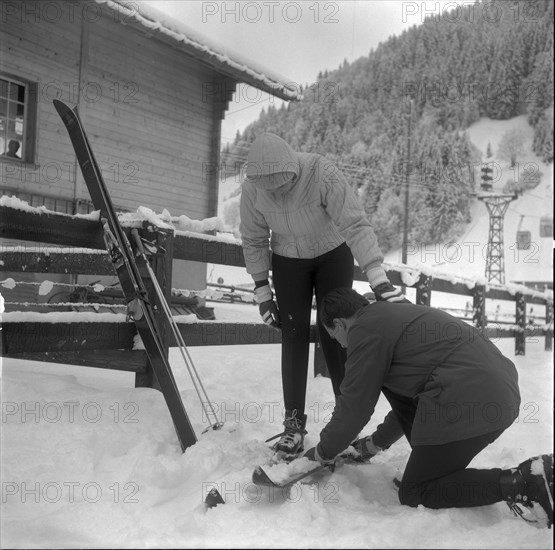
[1,204,553,390]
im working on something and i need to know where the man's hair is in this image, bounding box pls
[320,288,369,328]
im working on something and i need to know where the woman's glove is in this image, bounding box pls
[365,267,410,304]
[254,284,281,328]
[373,282,410,303]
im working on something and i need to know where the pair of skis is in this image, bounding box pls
[53,100,222,453]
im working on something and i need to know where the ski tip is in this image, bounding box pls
[252,466,262,484]
[204,488,225,509]
[53,99,79,118]
[52,99,75,123]
[252,465,278,487]
[52,99,67,112]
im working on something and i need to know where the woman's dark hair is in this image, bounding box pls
[320,288,369,328]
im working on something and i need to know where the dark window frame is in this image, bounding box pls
[0,73,38,164]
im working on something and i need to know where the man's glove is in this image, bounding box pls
[373,282,410,303]
[351,436,383,462]
[254,284,281,328]
[303,446,336,468]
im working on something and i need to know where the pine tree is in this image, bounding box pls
[498,128,525,167]
[226,0,552,250]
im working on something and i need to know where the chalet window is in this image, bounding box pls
[0,74,37,163]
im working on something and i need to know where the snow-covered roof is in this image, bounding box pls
[96,0,302,102]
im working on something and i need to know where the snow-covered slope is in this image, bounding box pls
[216,116,553,290]
[385,116,553,286]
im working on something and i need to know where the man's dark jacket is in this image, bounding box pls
[319,302,521,458]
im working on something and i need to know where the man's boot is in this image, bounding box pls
[500,454,553,528]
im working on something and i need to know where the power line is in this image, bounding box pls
[508,207,548,220]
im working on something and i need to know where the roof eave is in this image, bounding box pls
[96,0,302,102]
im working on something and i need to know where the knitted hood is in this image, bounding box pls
[244,133,300,189]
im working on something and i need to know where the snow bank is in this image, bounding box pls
[1,329,552,548]
[0,195,57,215]
[1,195,239,246]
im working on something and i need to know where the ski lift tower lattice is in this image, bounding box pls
[477,192,518,284]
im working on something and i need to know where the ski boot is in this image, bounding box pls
[500,453,553,528]
[266,409,307,460]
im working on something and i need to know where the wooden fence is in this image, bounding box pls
[1,204,553,389]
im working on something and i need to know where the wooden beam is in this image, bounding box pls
[545,300,553,352]
[173,234,245,267]
[4,350,148,373]
[134,225,175,390]
[473,284,486,329]
[1,321,313,352]
[177,322,287,346]
[3,318,532,356]
[515,293,526,356]
[0,206,104,249]
[2,322,137,354]
[0,250,113,275]
[416,273,432,306]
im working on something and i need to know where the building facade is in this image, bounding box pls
[0,0,298,291]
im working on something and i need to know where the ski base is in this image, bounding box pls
[253,449,367,489]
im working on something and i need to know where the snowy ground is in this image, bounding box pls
[1,299,553,548]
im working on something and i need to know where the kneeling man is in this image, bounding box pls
[304,288,552,527]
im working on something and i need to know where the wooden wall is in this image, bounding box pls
[0,0,234,221]
[0,2,82,201]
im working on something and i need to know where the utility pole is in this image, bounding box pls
[401,99,413,266]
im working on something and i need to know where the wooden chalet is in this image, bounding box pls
[0,0,299,291]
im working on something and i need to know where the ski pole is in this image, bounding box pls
[131,229,223,431]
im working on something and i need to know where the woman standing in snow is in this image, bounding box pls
[239,132,407,457]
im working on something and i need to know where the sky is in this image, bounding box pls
[145,0,456,144]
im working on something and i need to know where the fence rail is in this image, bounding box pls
[1,205,553,387]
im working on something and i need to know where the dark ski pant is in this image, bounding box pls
[271,243,354,414]
[383,388,505,509]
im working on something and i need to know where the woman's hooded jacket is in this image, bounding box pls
[239,133,384,280]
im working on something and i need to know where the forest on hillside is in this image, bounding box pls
[221,0,554,252]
